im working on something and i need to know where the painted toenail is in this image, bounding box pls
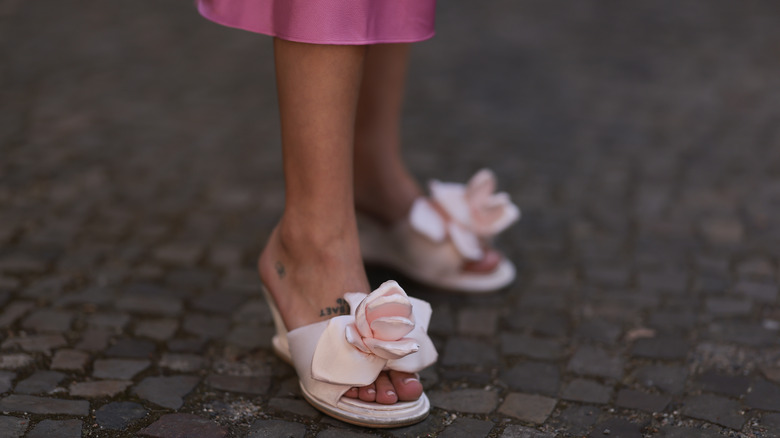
[366,388,376,395]
[402,377,419,385]
[386,390,396,397]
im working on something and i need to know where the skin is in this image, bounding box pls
[258,39,499,405]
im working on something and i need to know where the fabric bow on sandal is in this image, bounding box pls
[359,169,520,293]
[264,280,438,427]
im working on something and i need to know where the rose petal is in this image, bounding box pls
[353,298,372,338]
[448,222,483,261]
[465,169,497,202]
[429,180,472,226]
[364,337,420,360]
[345,322,371,353]
[366,294,413,323]
[370,316,415,341]
[409,198,446,242]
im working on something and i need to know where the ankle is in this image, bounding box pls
[354,181,421,226]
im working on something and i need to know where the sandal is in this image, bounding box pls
[359,169,520,293]
[262,280,438,427]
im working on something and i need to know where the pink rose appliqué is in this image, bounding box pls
[409,169,520,260]
[345,281,420,360]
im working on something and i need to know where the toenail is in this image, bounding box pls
[366,388,376,395]
[402,377,419,385]
[386,390,396,397]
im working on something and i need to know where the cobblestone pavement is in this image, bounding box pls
[2,0,780,437]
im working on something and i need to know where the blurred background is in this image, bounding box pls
[2,0,780,436]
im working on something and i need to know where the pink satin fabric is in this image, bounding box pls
[197,0,436,45]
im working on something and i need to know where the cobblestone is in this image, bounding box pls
[247,419,306,438]
[95,401,148,430]
[139,413,228,438]
[429,388,499,414]
[497,392,557,424]
[4,0,780,435]
[26,419,82,438]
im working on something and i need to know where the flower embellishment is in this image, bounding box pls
[310,281,437,386]
[345,282,419,360]
[409,169,520,260]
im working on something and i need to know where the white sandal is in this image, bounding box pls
[262,280,438,427]
[359,169,520,293]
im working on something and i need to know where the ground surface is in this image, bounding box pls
[1,0,780,437]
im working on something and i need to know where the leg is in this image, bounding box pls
[353,44,501,272]
[258,39,421,403]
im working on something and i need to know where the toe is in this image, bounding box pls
[462,248,501,273]
[344,387,359,399]
[374,372,398,404]
[358,383,377,402]
[389,371,423,401]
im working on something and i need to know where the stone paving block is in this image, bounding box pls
[639,270,687,294]
[74,329,111,351]
[50,349,89,372]
[614,389,670,412]
[705,297,752,316]
[575,318,622,344]
[134,318,179,341]
[694,369,750,397]
[0,416,29,437]
[116,295,182,316]
[247,419,306,438]
[498,392,557,424]
[457,308,498,336]
[682,394,745,430]
[648,310,697,332]
[631,365,688,394]
[762,412,780,434]
[317,429,376,438]
[233,299,273,325]
[0,301,35,328]
[87,312,130,331]
[206,374,269,395]
[167,337,208,353]
[500,425,553,438]
[0,395,89,415]
[699,217,743,245]
[0,371,14,393]
[707,321,778,347]
[208,246,242,269]
[737,257,775,278]
[554,405,600,436]
[191,292,245,315]
[133,376,200,409]
[0,354,33,370]
[226,325,273,349]
[561,379,612,404]
[438,417,494,438]
[26,419,81,438]
[429,388,498,414]
[182,314,230,339]
[159,353,208,372]
[139,413,227,438]
[69,380,131,398]
[105,337,156,358]
[658,425,723,437]
[21,276,69,300]
[501,362,560,396]
[388,414,443,438]
[567,345,623,380]
[1,334,67,355]
[745,378,780,412]
[268,397,319,419]
[93,358,150,380]
[166,269,217,290]
[95,401,147,430]
[506,311,570,337]
[630,337,689,360]
[153,244,204,266]
[734,280,778,302]
[588,418,644,438]
[441,337,498,366]
[0,255,47,274]
[21,309,73,332]
[14,370,65,394]
[500,333,564,359]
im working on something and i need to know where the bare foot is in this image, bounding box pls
[258,223,423,404]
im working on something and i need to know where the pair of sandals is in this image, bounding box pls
[263,169,520,427]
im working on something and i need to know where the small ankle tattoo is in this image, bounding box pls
[319,298,350,317]
[275,261,285,279]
